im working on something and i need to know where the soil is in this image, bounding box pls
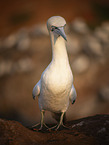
[0,114,109,145]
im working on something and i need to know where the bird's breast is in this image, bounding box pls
[39,62,73,112]
[42,63,73,96]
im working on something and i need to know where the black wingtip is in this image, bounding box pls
[72,100,76,104]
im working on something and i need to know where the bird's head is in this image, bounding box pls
[47,16,67,41]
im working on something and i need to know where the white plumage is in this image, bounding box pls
[32,16,77,130]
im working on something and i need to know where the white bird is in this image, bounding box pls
[32,16,77,130]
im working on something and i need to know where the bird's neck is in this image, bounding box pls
[50,32,69,63]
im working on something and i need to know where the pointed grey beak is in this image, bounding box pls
[54,27,67,41]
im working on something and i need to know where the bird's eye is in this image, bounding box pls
[55,27,58,29]
[51,26,58,31]
[51,26,55,31]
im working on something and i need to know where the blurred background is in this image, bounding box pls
[0,0,109,126]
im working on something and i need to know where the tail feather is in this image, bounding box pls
[52,112,66,123]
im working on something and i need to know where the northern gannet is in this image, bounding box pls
[32,16,77,130]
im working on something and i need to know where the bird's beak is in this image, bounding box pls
[54,27,67,41]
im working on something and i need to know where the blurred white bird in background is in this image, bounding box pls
[32,16,77,130]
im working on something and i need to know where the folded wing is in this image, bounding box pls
[69,85,77,104]
[32,80,41,100]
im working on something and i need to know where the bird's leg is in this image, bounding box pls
[39,110,49,130]
[55,112,70,130]
[31,122,40,128]
[48,112,65,130]
[31,110,49,131]
[38,110,44,130]
[47,112,69,130]
[55,112,65,130]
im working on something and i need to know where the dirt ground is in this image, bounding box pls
[0,114,109,145]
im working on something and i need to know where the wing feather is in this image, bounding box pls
[69,85,77,104]
[32,80,41,100]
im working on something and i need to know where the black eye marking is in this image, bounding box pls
[51,26,55,31]
[55,27,58,29]
[51,26,58,31]
[72,100,76,104]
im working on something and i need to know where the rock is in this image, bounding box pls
[3,34,17,49]
[0,115,108,145]
[97,127,106,134]
[17,28,29,38]
[17,36,31,51]
[71,54,90,74]
[72,121,84,128]
[0,58,34,77]
[71,18,89,34]
[84,35,103,57]
[0,28,31,51]
[0,60,13,77]
[29,24,48,37]
[94,26,109,58]
[98,86,109,102]
[94,27,109,44]
[0,39,3,50]
[16,28,31,51]
[67,35,81,55]
[13,58,34,73]
[101,22,109,33]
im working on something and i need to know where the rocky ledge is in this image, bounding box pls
[0,114,109,145]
